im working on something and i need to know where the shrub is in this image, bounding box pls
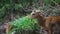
[8,16,39,34]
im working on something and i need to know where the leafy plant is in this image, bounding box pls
[8,16,38,34]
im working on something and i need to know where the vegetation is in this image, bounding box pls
[0,0,60,34]
[8,16,40,34]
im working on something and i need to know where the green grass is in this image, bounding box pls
[8,16,38,34]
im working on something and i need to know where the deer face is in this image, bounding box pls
[30,10,41,18]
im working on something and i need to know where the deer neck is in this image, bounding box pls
[37,16,45,27]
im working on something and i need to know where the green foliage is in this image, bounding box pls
[44,0,51,5]
[0,0,35,20]
[54,0,60,4]
[0,6,6,19]
[0,4,14,19]
[8,16,38,34]
[44,0,60,6]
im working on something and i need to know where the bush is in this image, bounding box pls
[8,16,40,34]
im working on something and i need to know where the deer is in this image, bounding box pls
[3,23,11,34]
[5,23,16,34]
[29,10,60,34]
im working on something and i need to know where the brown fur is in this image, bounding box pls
[45,16,60,34]
[4,23,11,34]
[29,10,60,34]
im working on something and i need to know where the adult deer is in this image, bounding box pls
[29,10,60,34]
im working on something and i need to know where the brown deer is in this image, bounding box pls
[29,10,60,34]
[4,23,11,34]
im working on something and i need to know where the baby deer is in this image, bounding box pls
[29,10,60,34]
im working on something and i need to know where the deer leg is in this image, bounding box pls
[48,24,53,34]
[45,25,52,34]
[49,28,52,34]
[45,20,52,34]
[5,23,11,34]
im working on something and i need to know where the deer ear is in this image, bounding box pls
[31,11,34,15]
[32,9,36,12]
[38,10,43,15]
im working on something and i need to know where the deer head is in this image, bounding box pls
[30,10,42,19]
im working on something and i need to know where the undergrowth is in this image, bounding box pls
[8,16,38,34]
